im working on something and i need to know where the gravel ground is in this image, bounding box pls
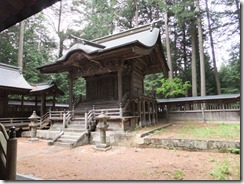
[16,137,240,181]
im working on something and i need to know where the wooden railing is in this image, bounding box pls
[0,125,17,180]
[93,107,123,119]
[85,109,94,130]
[0,117,30,130]
[63,111,72,129]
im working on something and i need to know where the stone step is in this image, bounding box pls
[61,133,81,139]
[69,121,85,125]
[72,116,85,120]
[64,127,86,132]
[53,141,73,148]
[57,138,77,143]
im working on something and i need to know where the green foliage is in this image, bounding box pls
[176,124,240,140]
[228,148,240,154]
[156,77,191,98]
[210,160,230,180]
[219,44,240,94]
[144,73,165,98]
[52,73,69,103]
[0,26,19,65]
[174,170,184,180]
[22,13,56,84]
[117,0,137,29]
[81,0,116,40]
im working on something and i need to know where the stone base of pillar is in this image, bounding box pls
[28,138,39,142]
[92,144,112,152]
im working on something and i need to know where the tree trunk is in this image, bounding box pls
[196,0,206,96]
[134,0,139,27]
[235,0,240,31]
[191,19,198,97]
[205,0,221,95]
[58,0,63,58]
[18,21,25,73]
[165,12,173,80]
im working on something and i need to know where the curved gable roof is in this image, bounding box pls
[0,63,32,91]
[57,25,160,62]
[38,24,168,75]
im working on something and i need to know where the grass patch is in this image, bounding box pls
[173,170,184,180]
[176,124,240,140]
[210,160,230,180]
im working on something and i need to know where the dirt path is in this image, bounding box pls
[16,138,240,180]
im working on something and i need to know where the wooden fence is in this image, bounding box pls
[158,97,240,123]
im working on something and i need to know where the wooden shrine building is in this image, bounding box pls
[0,63,66,119]
[38,24,169,129]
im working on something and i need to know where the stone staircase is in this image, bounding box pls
[49,114,89,148]
[53,131,88,148]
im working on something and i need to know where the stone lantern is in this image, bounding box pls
[95,110,111,150]
[28,111,40,141]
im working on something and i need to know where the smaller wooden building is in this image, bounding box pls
[157,94,240,123]
[0,63,32,118]
[0,63,66,119]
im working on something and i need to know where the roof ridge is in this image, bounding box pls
[93,19,163,43]
[0,63,19,71]
[93,24,152,43]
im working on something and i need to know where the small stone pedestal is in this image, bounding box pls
[28,111,40,142]
[93,111,111,151]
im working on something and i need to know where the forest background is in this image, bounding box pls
[0,0,240,103]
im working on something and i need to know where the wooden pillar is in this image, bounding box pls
[69,75,73,110]
[152,102,156,124]
[21,95,24,116]
[35,96,38,111]
[148,101,151,125]
[156,103,158,123]
[117,68,123,104]
[40,94,46,117]
[138,100,142,127]
[52,95,56,111]
[142,99,146,126]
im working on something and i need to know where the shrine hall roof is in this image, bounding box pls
[57,24,161,62]
[0,63,32,91]
[38,23,169,75]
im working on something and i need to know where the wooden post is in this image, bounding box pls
[40,94,46,117]
[69,75,73,110]
[152,102,156,124]
[35,96,38,111]
[222,103,226,121]
[52,95,56,110]
[138,100,142,127]
[21,95,24,115]
[62,113,66,129]
[6,127,17,180]
[119,103,123,118]
[142,99,146,126]
[117,68,122,104]
[202,106,206,123]
[85,108,88,129]
[148,101,151,125]
[165,105,169,121]
[93,105,95,118]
